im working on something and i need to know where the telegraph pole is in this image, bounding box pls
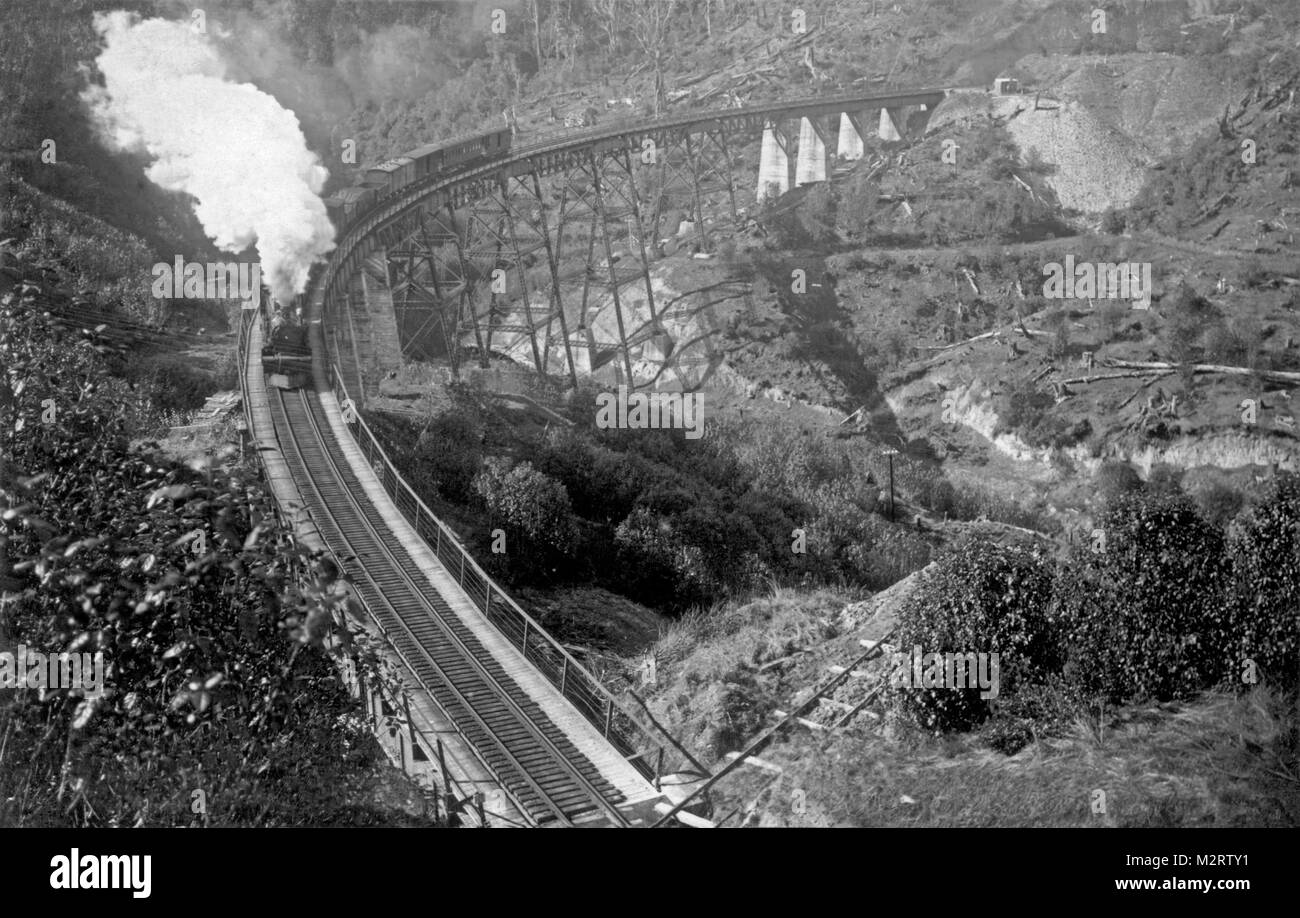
[882,447,898,521]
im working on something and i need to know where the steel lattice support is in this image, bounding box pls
[319,89,946,392]
[584,149,636,386]
[518,170,579,386]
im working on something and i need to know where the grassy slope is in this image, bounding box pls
[635,586,1299,827]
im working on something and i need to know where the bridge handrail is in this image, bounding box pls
[507,86,947,156]
[237,309,518,825]
[318,86,950,304]
[326,360,703,784]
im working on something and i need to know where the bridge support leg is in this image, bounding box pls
[795,116,828,186]
[494,178,547,378]
[587,151,638,387]
[526,172,580,388]
[758,120,792,203]
[614,149,660,326]
[837,111,865,160]
[440,203,487,373]
[682,133,710,254]
[879,106,903,142]
[712,129,741,223]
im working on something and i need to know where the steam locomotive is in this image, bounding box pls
[322,127,514,230]
[267,128,514,362]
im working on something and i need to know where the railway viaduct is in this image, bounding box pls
[241,87,948,827]
[326,88,947,400]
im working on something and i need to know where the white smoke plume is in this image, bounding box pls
[82,11,334,303]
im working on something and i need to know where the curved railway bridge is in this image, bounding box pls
[325,87,947,395]
[242,87,949,827]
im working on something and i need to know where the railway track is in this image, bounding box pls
[267,366,631,826]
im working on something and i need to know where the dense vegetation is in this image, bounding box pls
[370,387,953,612]
[0,283,430,826]
[889,480,1300,752]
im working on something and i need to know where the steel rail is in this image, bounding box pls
[325,356,704,781]
[280,381,631,826]
[271,386,577,825]
[242,310,521,827]
[649,629,897,828]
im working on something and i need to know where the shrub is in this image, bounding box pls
[1203,322,1245,365]
[1094,460,1144,506]
[612,505,720,609]
[1000,380,1090,449]
[1223,476,1300,689]
[1165,282,1216,324]
[1146,463,1185,497]
[1055,493,1229,703]
[797,182,837,243]
[980,674,1090,755]
[1240,258,1269,289]
[473,455,574,556]
[416,411,483,500]
[854,524,933,589]
[140,360,213,414]
[1000,381,1054,438]
[925,478,958,518]
[1100,207,1126,234]
[1099,300,1128,341]
[717,239,739,271]
[1196,479,1244,527]
[890,541,1060,733]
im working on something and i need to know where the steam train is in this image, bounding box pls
[264,128,515,363]
[322,126,515,230]
[263,126,512,361]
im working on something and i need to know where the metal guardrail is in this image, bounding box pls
[237,307,521,826]
[327,359,702,784]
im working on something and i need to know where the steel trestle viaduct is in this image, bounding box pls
[322,88,945,396]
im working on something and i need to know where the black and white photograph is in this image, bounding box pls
[0,0,1295,895]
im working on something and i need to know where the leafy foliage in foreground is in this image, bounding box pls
[895,484,1299,746]
[891,541,1059,732]
[0,291,432,826]
[1225,476,1300,689]
[1055,494,1230,703]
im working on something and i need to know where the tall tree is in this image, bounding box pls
[591,0,622,58]
[628,0,679,117]
[526,0,544,65]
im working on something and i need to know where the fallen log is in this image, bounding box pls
[758,649,810,673]
[1105,359,1300,385]
[913,321,1050,352]
[1060,369,1175,385]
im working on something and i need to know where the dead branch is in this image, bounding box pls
[1116,372,1173,410]
[1060,369,1175,386]
[1106,359,1300,385]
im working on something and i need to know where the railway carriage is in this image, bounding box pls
[365,155,416,191]
[326,128,516,236]
[333,185,378,223]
